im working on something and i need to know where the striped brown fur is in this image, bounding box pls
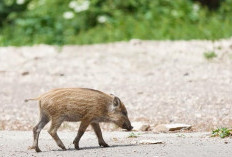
[27,88,133,152]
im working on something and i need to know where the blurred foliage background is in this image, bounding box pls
[0,0,231,46]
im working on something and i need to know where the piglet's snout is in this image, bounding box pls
[122,122,133,131]
[127,126,133,131]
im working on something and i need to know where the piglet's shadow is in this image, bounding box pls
[49,144,138,152]
[76,144,138,150]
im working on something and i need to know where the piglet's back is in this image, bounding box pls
[38,88,113,116]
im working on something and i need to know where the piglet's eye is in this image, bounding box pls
[122,111,127,116]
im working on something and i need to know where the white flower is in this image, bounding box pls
[97,15,107,23]
[193,4,200,12]
[63,11,74,19]
[16,0,25,5]
[27,0,45,10]
[69,0,90,13]
[69,1,77,9]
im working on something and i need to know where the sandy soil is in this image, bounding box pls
[0,39,232,131]
[0,131,232,157]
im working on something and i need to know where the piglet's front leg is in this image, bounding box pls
[91,123,109,147]
[73,120,90,149]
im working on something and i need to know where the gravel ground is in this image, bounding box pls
[1,131,232,157]
[0,39,232,131]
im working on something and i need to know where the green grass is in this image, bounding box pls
[1,0,232,46]
[128,132,139,138]
[204,51,217,60]
[72,22,232,45]
[211,128,232,138]
[2,16,232,46]
[176,134,186,138]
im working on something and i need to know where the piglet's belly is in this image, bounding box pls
[63,114,82,122]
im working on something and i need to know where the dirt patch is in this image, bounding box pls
[0,39,232,131]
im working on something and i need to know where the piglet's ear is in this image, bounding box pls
[113,96,121,107]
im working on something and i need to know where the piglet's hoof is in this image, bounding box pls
[28,146,42,152]
[35,147,42,152]
[99,143,109,147]
[73,143,80,150]
[61,147,67,151]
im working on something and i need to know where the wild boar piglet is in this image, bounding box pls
[26,88,133,152]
